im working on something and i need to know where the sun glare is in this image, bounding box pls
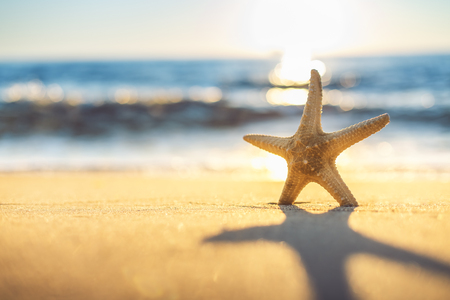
[269,50,327,86]
[249,0,344,50]
[252,153,288,181]
[248,0,345,86]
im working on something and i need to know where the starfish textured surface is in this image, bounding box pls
[244,70,390,206]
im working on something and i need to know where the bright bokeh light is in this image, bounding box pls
[339,96,355,111]
[340,72,359,88]
[115,89,138,105]
[1,82,223,106]
[421,92,435,109]
[188,86,222,103]
[47,84,64,102]
[66,91,83,106]
[27,80,45,101]
[266,88,308,106]
[325,89,342,106]
[5,84,23,102]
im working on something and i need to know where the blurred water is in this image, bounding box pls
[1,55,450,179]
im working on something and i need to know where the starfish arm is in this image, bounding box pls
[278,169,310,205]
[315,163,358,206]
[327,113,390,154]
[243,134,292,159]
[295,69,324,138]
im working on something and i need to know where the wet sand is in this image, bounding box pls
[1,173,450,300]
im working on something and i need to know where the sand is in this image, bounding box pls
[1,172,450,300]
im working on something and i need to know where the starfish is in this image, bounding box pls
[244,69,390,206]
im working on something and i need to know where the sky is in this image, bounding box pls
[0,0,450,61]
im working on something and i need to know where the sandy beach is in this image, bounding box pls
[1,172,450,300]
[2,0,450,299]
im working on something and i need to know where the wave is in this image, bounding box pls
[0,100,282,135]
[0,98,449,136]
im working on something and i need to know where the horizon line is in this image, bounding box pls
[1,50,450,64]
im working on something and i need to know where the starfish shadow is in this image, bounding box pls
[205,205,450,300]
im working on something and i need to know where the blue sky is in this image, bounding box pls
[1,0,449,60]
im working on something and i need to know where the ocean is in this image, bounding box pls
[1,55,450,180]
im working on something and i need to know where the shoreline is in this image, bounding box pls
[1,172,450,299]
